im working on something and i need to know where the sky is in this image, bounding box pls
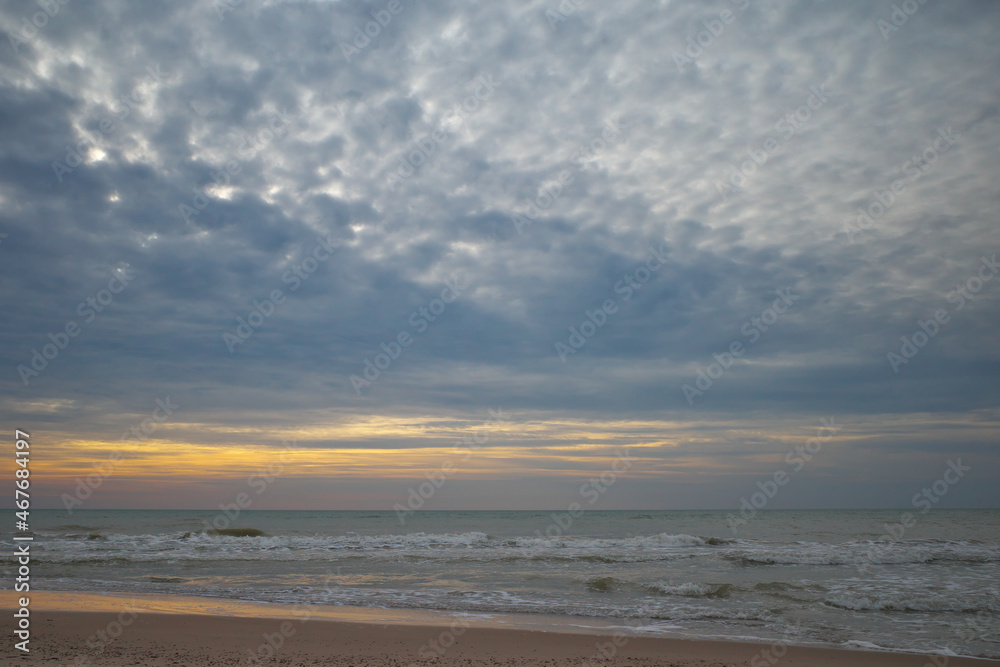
[1,0,998,511]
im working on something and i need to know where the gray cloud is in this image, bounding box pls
[1,0,998,508]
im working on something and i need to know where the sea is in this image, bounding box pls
[7,509,999,659]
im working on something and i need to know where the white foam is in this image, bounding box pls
[646,581,719,597]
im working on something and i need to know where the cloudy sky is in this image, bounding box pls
[2,0,998,511]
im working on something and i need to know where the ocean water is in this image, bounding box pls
[6,509,999,658]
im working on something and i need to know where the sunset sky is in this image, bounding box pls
[2,0,998,511]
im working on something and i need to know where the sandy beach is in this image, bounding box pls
[3,592,997,666]
[6,611,1000,666]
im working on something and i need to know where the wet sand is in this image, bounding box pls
[2,592,997,666]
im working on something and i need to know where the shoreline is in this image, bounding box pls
[3,591,999,665]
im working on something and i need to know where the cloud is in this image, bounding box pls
[1,0,998,508]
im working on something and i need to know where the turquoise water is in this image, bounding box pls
[7,509,999,657]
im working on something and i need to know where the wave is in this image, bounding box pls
[824,594,1000,613]
[16,531,721,561]
[725,539,1000,566]
[512,533,713,549]
[644,580,825,600]
[646,581,733,598]
[579,575,720,595]
[32,530,718,548]
[585,576,620,593]
[13,532,999,570]
[39,576,779,626]
[208,528,266,537]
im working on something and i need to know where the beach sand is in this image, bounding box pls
[3,592,997,666]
